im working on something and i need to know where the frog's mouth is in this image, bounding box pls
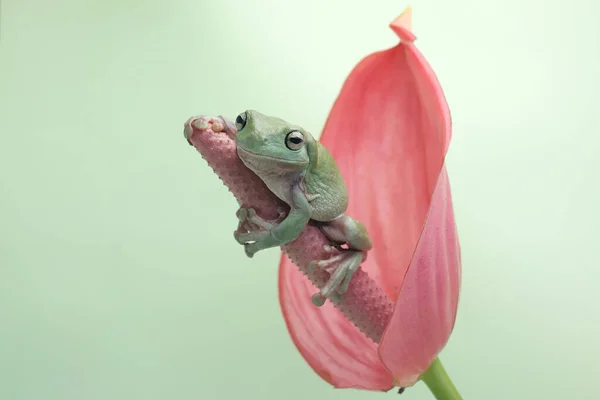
[236,147,303,163]
[237,147,307,172]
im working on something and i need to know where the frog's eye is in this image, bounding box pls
[235,112,247,131]
[285,131,304,150]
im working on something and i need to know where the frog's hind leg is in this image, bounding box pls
[319,214,372,252]
[309,215,373,307]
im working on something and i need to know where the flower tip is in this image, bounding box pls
[390,6,416,43]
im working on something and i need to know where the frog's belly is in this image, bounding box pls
[263,179,294,206]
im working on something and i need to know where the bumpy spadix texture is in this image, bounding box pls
[277,8,461,390]
[187,120,394,344]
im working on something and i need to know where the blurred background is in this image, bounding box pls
[1,0,599,399]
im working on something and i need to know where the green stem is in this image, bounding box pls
[420,357,463,400]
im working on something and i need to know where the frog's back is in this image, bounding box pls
[304,142,348,222]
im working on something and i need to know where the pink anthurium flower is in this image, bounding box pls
[185,7,461,398]
[278,7,461,391]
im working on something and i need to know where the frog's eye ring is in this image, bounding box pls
[285,131,304,150]
[235,112,247,131]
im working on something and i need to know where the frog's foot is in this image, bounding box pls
[184,115,227,145]
[235,207,263,233]
[310,250,365,307]
[236,206,286,232]
[233,206,287,258]
[308,245,340,272]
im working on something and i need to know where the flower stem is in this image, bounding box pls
[420,357,463,400]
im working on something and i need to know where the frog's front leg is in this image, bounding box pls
[310,214,373,306]
[234,185,311,258]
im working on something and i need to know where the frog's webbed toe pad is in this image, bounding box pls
[311,291,341,307]
[310,250,365,307]
[236,207,259,233]
[185,115,227,145]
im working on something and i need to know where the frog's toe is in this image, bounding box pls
[184,115,230,145]
[235,207,262,232]
[311,293,326,306]
[211,119,224,132]
[310,253,344,273]
[311,291,342,307]
[193,117,210,130]
[244,243,257,258]
[335,253,363,295]
[233,230,254,244]
[236,207,248,221]
[310,251,364,307]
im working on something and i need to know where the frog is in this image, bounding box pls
[229,110,372,307]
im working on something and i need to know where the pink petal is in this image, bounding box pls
[279,264,394,390]
[378,169,461,387]
[279,7,460,390]
[377,12,460,387]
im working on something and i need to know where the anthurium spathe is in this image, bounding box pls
[185,7,462,399]
[279,7,461,392]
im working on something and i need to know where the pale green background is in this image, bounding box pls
[1,0,599,399]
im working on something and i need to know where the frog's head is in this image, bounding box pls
[234,110,311,173]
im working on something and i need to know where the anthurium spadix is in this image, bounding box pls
[185,7,462,399]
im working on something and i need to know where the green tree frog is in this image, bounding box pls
[231,110,372,306]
